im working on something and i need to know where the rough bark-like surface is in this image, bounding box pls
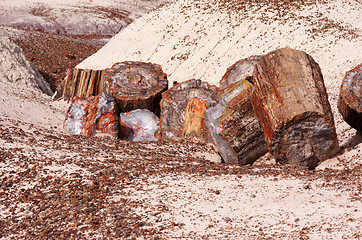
[103,61,168,116]
[119,109,161,142]
[183,97,208,139]
[219,55,260,90]
[58,68,105,102]
[205,79,267,165]
[64,92,119,138]
[160,79,220,141]
[249,48,339,169]
[338,64,362,131]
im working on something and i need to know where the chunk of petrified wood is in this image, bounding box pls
[219,55,260,90]
[58,68,105,102]
[249,48,339,169]
[119,109,161,142]
[64,92,119,138]
[338,64,362,131]
[183,97,208,139]
[205,79,267,165]
[103,61,168,116]
[160,79,219,141]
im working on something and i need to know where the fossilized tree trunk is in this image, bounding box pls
[338,64,362,131]
[160,79,219,141]
[103,61,168,116]
[249,48,339,169]
[205,79,268,165]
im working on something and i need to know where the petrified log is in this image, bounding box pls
[219,55,260,90]
[119,109,161,142]
[338,64,362,131]
[249,48,339,169]
[160,79,219,141]
[103,61,168,116]
[64,92,119,138]
[205,79,268,165]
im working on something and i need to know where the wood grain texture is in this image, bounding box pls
[205,79,267,165]
[183,97,208,139]
[249,48,339,169]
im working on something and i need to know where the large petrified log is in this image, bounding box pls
[160,79,219,141]
[249,48,339,169]
[205,79,268,165]
[64,92,119,138]
[119,109,161,142]
[338,64,362,131]
[219,55,260,90]
[103,61,168,116]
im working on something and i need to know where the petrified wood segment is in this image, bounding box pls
[119,109,161,142]
[249,48,339,169]
[103,61,168,116]
[64,92,119,138]
[59,68,105,102]
[205,79,267,165]
[219,55,260,90]
[183,97,208,139]
[338,64,362,131]
[160,79,219,141]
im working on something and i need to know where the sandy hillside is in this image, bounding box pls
[0,0,361,239]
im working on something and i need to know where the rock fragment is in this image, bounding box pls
[338,64,362,131]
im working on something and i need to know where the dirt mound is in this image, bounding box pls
[0,36,52,95]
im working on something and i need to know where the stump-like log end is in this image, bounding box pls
[338,64,362,131]
[103,61,168,116]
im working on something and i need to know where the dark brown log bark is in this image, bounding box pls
[249,48,339,169]
[219,55,260,90]
[160,79,220,141]
[205,79,268,165]
[103,61,168,116]
[338,64,362,131]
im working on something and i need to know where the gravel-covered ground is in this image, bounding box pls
[0,115,361,239]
